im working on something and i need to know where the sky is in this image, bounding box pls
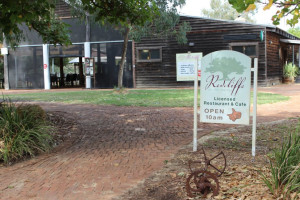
[178,0,290,31]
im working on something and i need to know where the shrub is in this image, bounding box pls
[0,99,53,165]
[283,62,299,79]
[261,122,300,199]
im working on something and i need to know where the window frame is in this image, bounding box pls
[229,42,259,58]
[136,47,162,62]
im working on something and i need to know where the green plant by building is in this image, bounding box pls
[283,63,299,82]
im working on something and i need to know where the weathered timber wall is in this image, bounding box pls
[135,16,267,87]
[266,31,299,85]
[55,0,72,18]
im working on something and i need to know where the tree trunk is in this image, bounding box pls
[118,26,130,88]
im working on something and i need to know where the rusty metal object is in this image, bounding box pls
[186,148,226,198]
[186,170,219,198]
[188,147,226,177]
[202,147,227,177]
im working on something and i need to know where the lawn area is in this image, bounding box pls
[5,89,289,107]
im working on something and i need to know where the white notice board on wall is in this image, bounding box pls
[176,53,202,81]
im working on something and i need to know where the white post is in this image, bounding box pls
[43,44,50,90]
[84,42,91,89]
[252,58,258,157]
[193,58,198,152]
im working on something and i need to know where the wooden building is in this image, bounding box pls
[3,1,300,90]
[134,16,300,87]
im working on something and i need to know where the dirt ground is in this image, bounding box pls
[116,118,300,200]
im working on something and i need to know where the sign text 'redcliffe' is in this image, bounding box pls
[200,50,251,125]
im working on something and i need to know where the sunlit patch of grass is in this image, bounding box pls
[5,89,289,107]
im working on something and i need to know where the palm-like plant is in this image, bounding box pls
[283,63,299,81]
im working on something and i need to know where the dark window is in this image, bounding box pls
[231,43,258,57]
[150,49,160,59]
[245,46,256,56]
[139,50,149,60]
[137,47,162,62]
[232,46,243,53]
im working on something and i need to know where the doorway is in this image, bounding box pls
[49,56,84,88]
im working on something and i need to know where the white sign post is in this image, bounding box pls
[200,50,258,157]
[176,52,202,152]
[252,58,258,157]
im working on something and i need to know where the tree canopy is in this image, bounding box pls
[288,27,300,37]
[71,0,190,88]
[130,0,190,44]
[74,0,158,28]
[228,0,300,26]
[0,0,71,47]
[202,0,255,23]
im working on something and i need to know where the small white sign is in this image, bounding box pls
[200,50,251,125]
[176,53,202,81]
[1,48,8,55]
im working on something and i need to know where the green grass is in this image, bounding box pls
[5,89,289,107]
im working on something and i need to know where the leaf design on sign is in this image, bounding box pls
[227,108,242,122]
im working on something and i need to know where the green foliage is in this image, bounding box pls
[228,0,300,27]
[202,0,255,22]
[228,0,255,13]
[70,0,190,44]
[288,27,300,38]
[130,0,191,45]
[260,123,300,199]
[283,63,299,79]
[0,0,71,47]
[69,0,190,88]
[0,98,53,165]
[70,0,158,28]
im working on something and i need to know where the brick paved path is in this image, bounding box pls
[0,104,228,200]
[0,84,300,200]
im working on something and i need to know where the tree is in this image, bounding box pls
[71,0,190,88]
[202,0,255,23]
[206,57,246,80]
[288,27,300,37]
[0,0,71,47]
[228,0,300,27]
